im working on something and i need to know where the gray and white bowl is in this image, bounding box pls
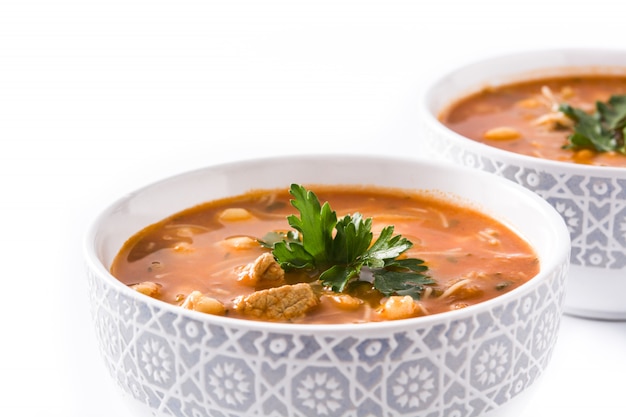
[420,48,626,320]
[84,154,570,417]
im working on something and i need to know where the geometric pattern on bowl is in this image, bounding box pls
[87,258,568,417]
[422,128,626,270]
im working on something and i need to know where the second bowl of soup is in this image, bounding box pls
[420,48,626,320]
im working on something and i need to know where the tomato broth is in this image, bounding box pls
[110,185,539,324]
[439,75,626,166]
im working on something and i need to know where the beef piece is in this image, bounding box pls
[238,252,285,287]
[233,283,319,321]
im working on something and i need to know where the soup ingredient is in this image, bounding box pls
[268,184,433,298]
[180,291,226,315]
[232,282,319,321]
[237,252,285,286]
[560,95,626,154]
[130,281,162,297]
[377,295,426,320]
[483,126,521,141]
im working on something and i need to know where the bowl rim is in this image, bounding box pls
[420,46,626,175]
[83,153,570,334]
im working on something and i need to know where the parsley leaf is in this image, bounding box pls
[373,258,433,298]
[363,225,413,266]
[560,94,626,154]
[267,184,433,299]
[285,184,337,268]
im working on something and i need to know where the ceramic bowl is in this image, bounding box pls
[420,48,626,320]
[84,154,570,417]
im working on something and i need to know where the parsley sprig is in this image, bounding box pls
[560,95,626,154]
[263,184,434,299]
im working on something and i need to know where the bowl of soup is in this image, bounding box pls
[420,48,626,320]
[84,154,569,417]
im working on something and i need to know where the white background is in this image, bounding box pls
[2,1,626,416]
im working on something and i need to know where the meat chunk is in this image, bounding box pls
[233,283,319,321]
[237,252,285,287]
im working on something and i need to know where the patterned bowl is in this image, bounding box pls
[84,154,570,417]
[420,48,626,320]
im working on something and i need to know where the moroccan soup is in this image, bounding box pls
[439,75,626,167]
[110,184,539,324]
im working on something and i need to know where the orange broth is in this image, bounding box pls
[110,185,539,324]
[439,75,626,167]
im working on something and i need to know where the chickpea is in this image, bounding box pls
[220,236,259,250]
[572,148,596,164]
[173,242,193,253]
[325,294,364,311]
[516,98,542,109]
[130,281,162,298]
[377,296,424,320]
[560,86,575,99]
[483,126,521,141]
[219,208,253,222]
[180,291,226,316]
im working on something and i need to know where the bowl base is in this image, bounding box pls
[564,265,626,321]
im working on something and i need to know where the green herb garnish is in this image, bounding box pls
[263,184,434,299]
[560,95,626,154]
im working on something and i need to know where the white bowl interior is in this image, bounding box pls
[426,48,626,119]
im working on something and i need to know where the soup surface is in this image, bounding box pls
[439,75,626,166]
[111,185,539,324]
